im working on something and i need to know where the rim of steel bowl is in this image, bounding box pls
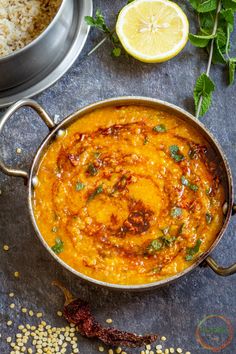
[0,0,66,62]
[0,97,235,290]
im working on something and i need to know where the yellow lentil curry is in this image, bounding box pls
[33,105,225,285]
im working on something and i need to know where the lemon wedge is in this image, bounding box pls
[116,0,189,63]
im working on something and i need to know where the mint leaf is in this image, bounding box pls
[229,59,236,84]
[194,73,215,116]
[186,239,202,261]
[220,9,234,31]
[222,0,236,10]
[199,11,215,32]
[85,9,110,33]
[189,33,216,47]
[171,207,183,218]
[190,0,217,12]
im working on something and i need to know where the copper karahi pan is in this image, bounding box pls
[1,97,236,290]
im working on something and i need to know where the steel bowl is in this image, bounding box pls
[0,0,73,91]
[1,97,236,291]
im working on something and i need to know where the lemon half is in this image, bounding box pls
[116,0,189,63]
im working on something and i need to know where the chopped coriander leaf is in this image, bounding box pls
[169,145,184,162]
[51,238,64,254]
[88,184,103,201]
[51,226,58,233]
[153,124,167,133]
[149,239,163,251]
[185,239,202,261]
[179,223,185,234]
[181,176,199,191]
[171,207,182,218]
[94,152,101,159]
[75,182,85,191]
[190,184,199,191]
[162,235,176,246]
[147,232,176,253]
[181,176,189,186]
[87,163,98,176]
[151,267,161,274]
[161,227,169,236]
[206,212,212,224]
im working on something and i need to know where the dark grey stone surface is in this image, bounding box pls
[0,1,236,353]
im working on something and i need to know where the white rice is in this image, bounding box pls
[0,0,62,57]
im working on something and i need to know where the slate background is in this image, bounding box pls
[0,0,236,353]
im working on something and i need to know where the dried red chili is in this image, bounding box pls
[53,281,158,348]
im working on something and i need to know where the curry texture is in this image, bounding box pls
[33,105,225,285]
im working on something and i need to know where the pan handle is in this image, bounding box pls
[0,99,55,183]
[205,203,236,276]
[205,203,236,277]
[205,256,236,276]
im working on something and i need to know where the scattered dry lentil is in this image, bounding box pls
[108,349,114,354]
[10,303,15,309]
[169,349,175,353]
[21,308,27,313]
[106,318,113,324]
[14,271,20,278]
[3,244,9,251]
[161,336,167,341]
[98,346,105,352]
[28,310,34,317]
[146,344,151,350]
[6,320,80,353]
[16,148,22,154]
[7,320,13,326]
[176,349,183,354]
[116,347,122,353]
[9,292,15,297]
[57,311,63,317]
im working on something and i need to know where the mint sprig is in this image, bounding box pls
[85,2,134,58]
[189,0,236,117]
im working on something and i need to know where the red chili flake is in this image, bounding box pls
[53,281,158,348]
